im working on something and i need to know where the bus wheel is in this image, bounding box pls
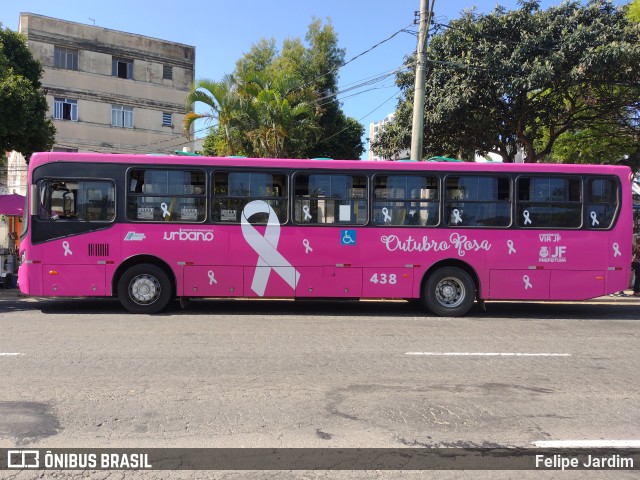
[423,267,475,317]
[118,264,172,314]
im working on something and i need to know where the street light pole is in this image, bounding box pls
[410,0,434,161]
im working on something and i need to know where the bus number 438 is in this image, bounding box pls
[369,273,397,285]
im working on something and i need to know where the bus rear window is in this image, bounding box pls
[586,177,618,229]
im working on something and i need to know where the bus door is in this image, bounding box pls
[36,179,115,297]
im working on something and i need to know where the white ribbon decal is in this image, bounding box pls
[590,211,599,226]
[507,240,516,254]
[303,239,313,254]
[241,200,300,296]
[452,209,462,224]
[523,275,533,290]
[523,210,532,225]
[613,243,621,257]
[161,202,170,218]
[303,205,312,221]
[62,241,73,256]
[208,270,217,285]
[382,208,391,223]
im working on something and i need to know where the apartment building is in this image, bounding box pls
[18,13,196,154]
[368,113,409,161]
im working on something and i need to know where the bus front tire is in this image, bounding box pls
[423,267,475,317]
[118,264,172,314]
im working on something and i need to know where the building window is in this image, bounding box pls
[54,47,78,70]
[162,112,172,127]
[163,64,173,80]
[112,105,134,128]
[112,57,133,79]
[53,98,78,121]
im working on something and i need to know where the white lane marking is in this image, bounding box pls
[405,352,571,357]
[532,440,640,448]
[0,353,23,356]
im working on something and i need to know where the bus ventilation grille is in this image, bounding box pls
[88,243,110,257]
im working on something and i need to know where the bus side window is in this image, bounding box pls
[373,174,438,227]
[294,173,366,225]
[587,177,617,229]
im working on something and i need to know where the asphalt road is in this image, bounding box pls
[1,291,639,479]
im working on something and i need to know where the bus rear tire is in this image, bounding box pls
[118,263,172,314]
[423,267,475,317]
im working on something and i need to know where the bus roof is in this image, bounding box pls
[28,152,631,176]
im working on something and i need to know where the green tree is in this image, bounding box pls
[542,125,634,164]
[184,75,244,156]
[234,39,278,83]
[242,74,318,157]
[295,19,364,159]
[188,19,364,159]
[0,25,55,161]
[373,1,640,163]
[629,0,640,22]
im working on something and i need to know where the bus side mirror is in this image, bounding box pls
[30,185,39,216]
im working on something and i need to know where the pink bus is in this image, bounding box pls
[18,152,633,316]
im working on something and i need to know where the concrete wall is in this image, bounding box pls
[19,13,196,154]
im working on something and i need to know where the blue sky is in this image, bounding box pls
[0,0,627,158]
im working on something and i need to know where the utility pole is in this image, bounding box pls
[410,0,434,161]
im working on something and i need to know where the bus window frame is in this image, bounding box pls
[210,168,290,225]
[371,172,441,227]
[443,173,513,228]
[125,166,208,224]
[34,176,117,223]
[292,170,369,227]
[514,174,584,230]
[584,175,621,230]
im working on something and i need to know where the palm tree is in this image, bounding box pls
[243,74,318,157]
[183,74,241,155]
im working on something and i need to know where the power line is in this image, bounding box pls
[317,89,402,145]
[295,22,415,94]
[88,22,417,154]
[316,65,408,107]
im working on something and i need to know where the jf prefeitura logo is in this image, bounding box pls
[538,245,567,263]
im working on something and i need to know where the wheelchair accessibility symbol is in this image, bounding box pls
[341,229,356,246]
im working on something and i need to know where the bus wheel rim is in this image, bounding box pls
[129,274,160,305]
[435,277,465,308]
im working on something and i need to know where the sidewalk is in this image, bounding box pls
[0,287,29,300]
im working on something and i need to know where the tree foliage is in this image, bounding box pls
[185,19,364,159]
[373,1,640,163]
[629,0,640,23]
[0,25,55,161]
